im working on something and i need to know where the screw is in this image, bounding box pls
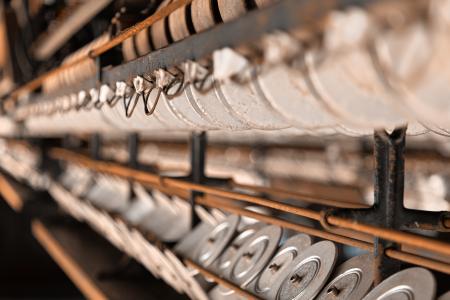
[268,263,280,272]
[243,251,254,260]
[289,274,302,284]
[327,286,340,297]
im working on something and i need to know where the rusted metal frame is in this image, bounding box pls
[188,131,206,227]
[48,146,374,246]
[33,177,258,299]
[48,148,323,220]
[89,134,102,161]
[233,182,369,209]
[327,128,449,282]
[47,147,450,258]
[41,147,450,276]
[328,129,448,228]
[195,196,374,251]
[328,129,450,230]
[127,133,139,170]
[189,132,230,224]
[326,215,450,257]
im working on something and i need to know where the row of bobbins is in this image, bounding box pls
[42,34,111,94]
[122,0,277,61]
[18,1,450,137]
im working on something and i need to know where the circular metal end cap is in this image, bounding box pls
[316,253,374,300]
[196,214,240,267]
[253,233,313,299]
[217,222,265,275]
[227,225,283,287]
[362,267,436,300]
[277,240,338,300]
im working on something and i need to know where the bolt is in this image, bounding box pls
[327,286,340,297]
[289,274,302,284]
[243,251,254,260]
[268,263,280,273]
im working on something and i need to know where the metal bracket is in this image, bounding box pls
[187,132,229,227]
[127,133,139,169]
[329,128,450,231]
[325,128,450,282]
[90,133,102,161]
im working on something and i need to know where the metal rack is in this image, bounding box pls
[1,130,449,298]
[0,0,449,298]
[30,133,450,272]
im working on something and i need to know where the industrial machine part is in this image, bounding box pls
[0,1,450,299]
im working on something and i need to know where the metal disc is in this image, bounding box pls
[227,225,283,287]
[140,240,185,293]
[130,229,160,278]
[216,222,265,275]
[196,214,240,267]
[216,75,289,129]
[255,64,337,130]
[137,191,190,242]
[362,267,436,300]
[164,249,209,300]
[251,233,312,299]
[277,240,338,300]
[165,85,217,130]
[174,221,214,260]
[316,253,374,300]
[186,80,249,130]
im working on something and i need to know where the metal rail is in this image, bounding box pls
[47,147,450,259]
[184,259,260,300]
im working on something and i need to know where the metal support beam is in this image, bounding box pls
[330,129,450,231]
[90,134,102,161]
[189,132,206,227]
[326,128,450,282]
[127,133,139,170]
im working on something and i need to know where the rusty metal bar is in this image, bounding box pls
[195,196,374,251]
[49,148,323,221]
[0,173,24,211]
[385,249,450,275]
[233,182,368,209]
[326,216,450,257]
[184,258,260,300]
[48,147,450,259]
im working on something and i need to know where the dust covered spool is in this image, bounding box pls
[42,33,111,93]
[123,0,277,61]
